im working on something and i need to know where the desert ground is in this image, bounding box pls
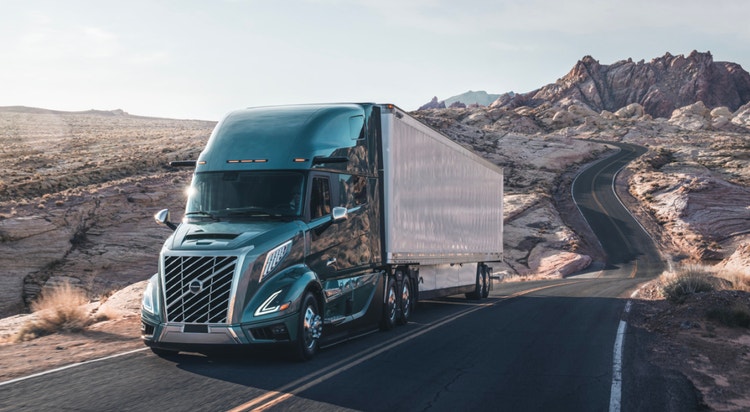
[1,103,749,409]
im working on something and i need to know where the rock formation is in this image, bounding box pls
[418,96,446,110]
[482,51,750,119]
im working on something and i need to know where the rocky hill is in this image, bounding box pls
[425,51,750,119]
[498,50,750,118]
[0,109,215,316]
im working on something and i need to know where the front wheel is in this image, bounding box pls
[293,292,322,361]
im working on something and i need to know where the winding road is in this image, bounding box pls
[0,142,702,411]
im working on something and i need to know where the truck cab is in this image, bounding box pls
[142,104,387,359]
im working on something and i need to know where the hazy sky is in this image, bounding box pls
[2,0,748,120]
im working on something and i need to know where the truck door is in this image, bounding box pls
[306,173,338,278]
[306,173,377,323]
[332,174,378,319]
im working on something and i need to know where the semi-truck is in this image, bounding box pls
[141,103,503,360]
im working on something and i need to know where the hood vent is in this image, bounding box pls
[184,233,239,241]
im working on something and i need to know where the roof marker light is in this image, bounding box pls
[226,159,268,163]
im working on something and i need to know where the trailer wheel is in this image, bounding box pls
[398,276,412,325]
[380,276,398,331]
[465,266,485,300]
[293,292,322,361]
[481,265,490,299]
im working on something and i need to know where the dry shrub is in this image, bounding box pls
[91,305,117,323]
[13,282,91,342]
[660,264,718,303]
[660,264,750,302]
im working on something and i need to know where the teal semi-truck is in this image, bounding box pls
[140,103,503,360]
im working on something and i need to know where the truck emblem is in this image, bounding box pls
[188,279,204,294]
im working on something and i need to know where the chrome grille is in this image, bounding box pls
[163,255,237,323]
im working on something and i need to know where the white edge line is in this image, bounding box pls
[0,347,148,387]
[609,296,635,412]
[609,319,627,412]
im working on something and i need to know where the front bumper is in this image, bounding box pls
[141,312,299,352]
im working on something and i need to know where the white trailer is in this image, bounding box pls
[381,106,504,299]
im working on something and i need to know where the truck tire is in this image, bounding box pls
[380,276,398,331]
[398,276,412,325]
[293,292,322,361]
[465,265,485,300]
[481,265,490,299]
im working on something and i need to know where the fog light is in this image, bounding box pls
[271,323,290,340]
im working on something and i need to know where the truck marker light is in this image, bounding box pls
[293,158,308,163]
[226,159,269,163]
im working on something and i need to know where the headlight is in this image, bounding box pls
[142,275,158,314]
[259,240,292,282]
[254,290,291,316]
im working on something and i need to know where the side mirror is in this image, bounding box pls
[331,207,348,223]
[154,209,177,231]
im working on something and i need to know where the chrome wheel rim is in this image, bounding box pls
[387,285,397,323]
[401,282,411,319]
[303,304,322,350]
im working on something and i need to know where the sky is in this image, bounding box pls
[1,0,749,121]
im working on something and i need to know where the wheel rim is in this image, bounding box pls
[387,284,397,323]
[401,281,411,319]
[482,267,490,297]
[302,303,322,351]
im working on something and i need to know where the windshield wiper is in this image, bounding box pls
[185,211,220,221]
[226,207,276,216]
[225,207,299,220]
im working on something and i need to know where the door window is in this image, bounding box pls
[310,176,331,219]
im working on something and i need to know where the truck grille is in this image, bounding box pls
[163,255,237,323]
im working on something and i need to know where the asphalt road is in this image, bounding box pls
[0,143,701,411]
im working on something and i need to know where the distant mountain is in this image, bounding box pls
[492,51,750,118]
[419,91,506,110]
[445,91,503,107]
[0,106,130,116]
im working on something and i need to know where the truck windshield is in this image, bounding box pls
[186,171,305,220]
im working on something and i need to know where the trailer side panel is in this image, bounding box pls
[381,106,503,265]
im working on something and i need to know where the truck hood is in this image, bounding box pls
[166,220,300,251]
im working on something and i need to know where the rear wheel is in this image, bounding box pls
[481,266,490,298]
[465,265,486,300]
[398,275,413,325]
[293,292,322,361]
[380,276,398,331]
